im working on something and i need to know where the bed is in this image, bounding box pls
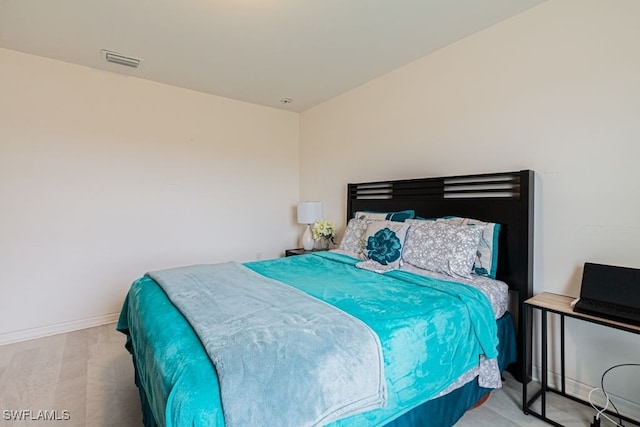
[117,169,534,427]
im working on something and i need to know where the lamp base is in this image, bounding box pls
[302,224,315,251]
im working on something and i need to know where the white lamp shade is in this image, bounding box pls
[297,201,322,224]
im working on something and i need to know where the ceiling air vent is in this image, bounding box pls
[101,50,142,68]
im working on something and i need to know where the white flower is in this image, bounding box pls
[312,219,335,241]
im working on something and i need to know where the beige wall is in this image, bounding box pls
[0,48,300,342]
[300,0,640,414]
[1,0,639,415]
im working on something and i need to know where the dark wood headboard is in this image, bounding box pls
[347,169,534,381]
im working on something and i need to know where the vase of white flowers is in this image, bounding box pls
[312,219,335,250]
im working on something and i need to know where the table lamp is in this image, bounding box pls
[297,201,322,250]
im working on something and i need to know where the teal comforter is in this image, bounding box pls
[117,252,499,427]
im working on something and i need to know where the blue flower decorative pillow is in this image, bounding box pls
[356,221,409,273]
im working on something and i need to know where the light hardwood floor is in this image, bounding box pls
[0,323,598,427]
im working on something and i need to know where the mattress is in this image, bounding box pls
[118,251,516,426]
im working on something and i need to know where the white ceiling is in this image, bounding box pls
[0,0,546,112]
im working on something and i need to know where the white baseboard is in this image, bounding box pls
[533,365,640,422]
[0,313,120,346]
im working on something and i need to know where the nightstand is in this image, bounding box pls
[285,248,326,257]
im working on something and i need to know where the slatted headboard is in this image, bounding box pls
[346,169,534,381]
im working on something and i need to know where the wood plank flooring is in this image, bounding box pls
[0,323,598,426]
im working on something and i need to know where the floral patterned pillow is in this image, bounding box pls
[402,220,483,278]
[337,218,371,258]
[436,217,501,278]
[356,221,409,272]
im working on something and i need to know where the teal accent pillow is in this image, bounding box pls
[354,209,415,222]
[356,221,409,272]
[436,217,501,278]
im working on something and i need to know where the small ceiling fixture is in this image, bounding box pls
[101,49,142,68]
[280,98,293,105]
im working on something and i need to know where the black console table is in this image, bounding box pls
[523,292,640,426]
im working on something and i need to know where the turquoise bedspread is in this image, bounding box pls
[117,252,499,427]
